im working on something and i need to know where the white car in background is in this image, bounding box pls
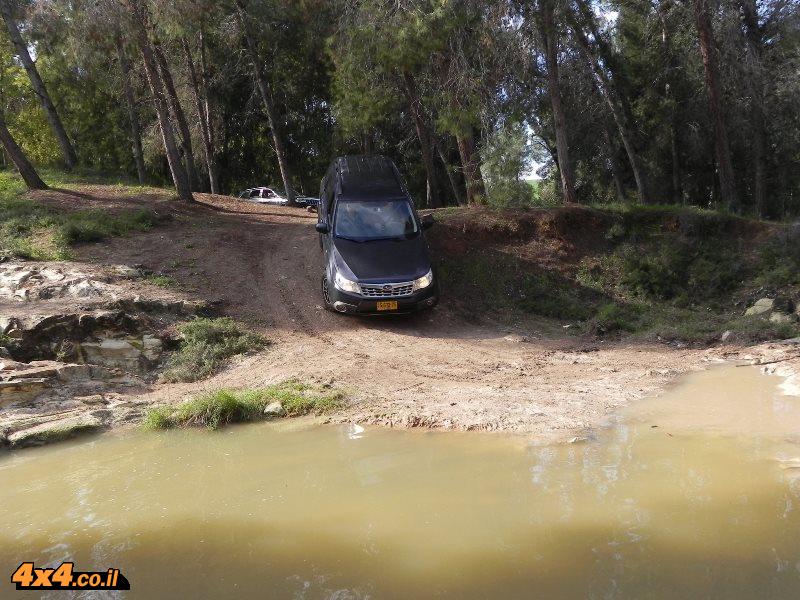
[238,187,288,205]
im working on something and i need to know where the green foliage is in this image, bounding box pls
[721,315,800,344]
[482,122,535,209]
[143,381,344,430]
[757,227,800,286]
[142,406,175,430]
[145,274,179,288]
[591,302,639,334]
[0,171,161,260]
[161,318,267,383]
[618,241,742,301]
[438,251,595,321]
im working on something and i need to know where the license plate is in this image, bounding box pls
[376,300,398,311]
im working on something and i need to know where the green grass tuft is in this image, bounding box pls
[145,274,179,288]
[142,406,176,430]
[143,381,344,430]
[161,318,267,383]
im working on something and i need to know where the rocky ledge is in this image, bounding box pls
[0,260,216,449]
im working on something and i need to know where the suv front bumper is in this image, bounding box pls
[326,282,439,315]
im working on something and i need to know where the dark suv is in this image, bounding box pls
[315,155,438,314]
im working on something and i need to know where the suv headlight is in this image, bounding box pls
[334,270,360,294]
[412,269,434,292]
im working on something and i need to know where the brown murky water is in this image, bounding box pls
[2,366,800,599]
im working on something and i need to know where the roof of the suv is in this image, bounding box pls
[335,155,406,200]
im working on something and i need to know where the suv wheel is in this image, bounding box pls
[321,275,335,312]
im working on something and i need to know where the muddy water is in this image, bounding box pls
[2,367,800,599]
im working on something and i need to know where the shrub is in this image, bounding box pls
[143,381,344,430]
[591,302,639,334]
[619,242,741,301]
[722,315,800,344]
[757,226,800,286]
[161,318,267,382]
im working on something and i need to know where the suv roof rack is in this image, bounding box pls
[335,155,406,200]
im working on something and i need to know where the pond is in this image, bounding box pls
[2,366,799,598]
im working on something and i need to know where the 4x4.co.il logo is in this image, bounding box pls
[10,562,130,591]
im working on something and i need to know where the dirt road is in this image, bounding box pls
[68,192,748,441]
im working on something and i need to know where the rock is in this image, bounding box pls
[0,315,20,334]
[56,363,108,382]
[114,265,143,278]
[141,334,162,360]
[263,401,285,417]
[0,359,26,371]
[0,268,33,288]
[77,394,106,405]
[81,338,142,370]
[8,364,59,379]
[770,312,797,325]
[745,297,774,316]
[7,414,102,448]
[0,377,50,406]
[66,279,104,298]
[720,330,733,342]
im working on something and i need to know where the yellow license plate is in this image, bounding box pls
[376,300,398,311]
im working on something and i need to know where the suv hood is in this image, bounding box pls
[332,236,431,282]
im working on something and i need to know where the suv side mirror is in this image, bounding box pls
[421,214,435,230]
[315,222,330,234]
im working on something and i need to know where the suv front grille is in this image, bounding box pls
[360,282,414,298]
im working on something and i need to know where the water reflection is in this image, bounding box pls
[0,366,799,599]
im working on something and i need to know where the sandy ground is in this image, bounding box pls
[47,191,786,441]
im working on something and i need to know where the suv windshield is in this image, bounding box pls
[334,198,418,241]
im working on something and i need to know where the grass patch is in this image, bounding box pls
[0,170,162,260]
[146,274,179,288]
[161,317,267,383]
[143,381,344,430]
[142,406,175,430]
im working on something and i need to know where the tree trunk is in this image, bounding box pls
[602,124,626,203]
[456,132,485,205]
[362,131,375,154]
[694,0,738,212]
[657,0,683,204]
[538,0,577,205]
[0,1,77,169]
[436,140,466,206]
[124,0,192,202]
[0,112,47,189]
[153,43,200,191]
[739,0,766,217]
[116,35,147,184]
[568,10,648,204]
[401,72,440,208]
[236,0,297,206]
[183,36,219,194]
[199,32,221,194]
